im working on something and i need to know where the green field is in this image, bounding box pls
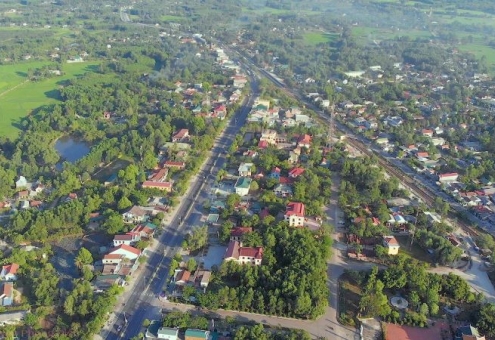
[0,61,98,139]
[242,6,318,15]
[302,32,339,45]
[352,26,432,42]
[161,15,184,21]
[0,61,49,94]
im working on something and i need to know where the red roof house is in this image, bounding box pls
[288,167,305,178]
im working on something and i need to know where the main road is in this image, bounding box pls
[99,75,259,340]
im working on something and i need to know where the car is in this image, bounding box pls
[117,325,122,332]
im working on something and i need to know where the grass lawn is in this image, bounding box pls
[396,235,433,264]
[338,274,362,326]
[302,32,339,45]
[0,62,99,139]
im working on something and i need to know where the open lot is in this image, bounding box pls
[201,244,226,270]
[161,15,185,22]
[302,32,339,45]
[51,233,112,290]
[0,61,98,139]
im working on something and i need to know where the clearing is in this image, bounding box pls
[302,32,339,45]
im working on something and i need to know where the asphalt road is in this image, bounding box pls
[100,76,258,340]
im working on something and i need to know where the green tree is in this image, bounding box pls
[75,247,93,269]
[142,150,157,170]
[184,226,208,252]
[117,196,133,210]
[476,303,495,338]
[186,258,197,272]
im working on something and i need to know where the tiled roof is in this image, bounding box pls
[239,246,263,259]
[285,202,305,217]
[109,244,141,256]
[2,264,19,275]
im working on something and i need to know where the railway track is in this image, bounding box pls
[252,60,480,237]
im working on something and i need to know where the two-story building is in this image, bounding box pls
[284,202,305,227]
[234,177,252,196]
[224,241,263,266]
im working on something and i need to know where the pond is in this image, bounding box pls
[55,136,90,164]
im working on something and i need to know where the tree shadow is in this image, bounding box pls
[84,64,99,72]
[16,71,28,77]
[44,89,62,100]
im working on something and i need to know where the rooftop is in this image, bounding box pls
[235,177,252,189]
[285,202,305,217]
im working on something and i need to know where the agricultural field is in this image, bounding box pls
[0,61,99,139]
[352,26,432,43]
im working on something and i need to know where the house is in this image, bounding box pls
[108,244,141,260]
[142,181,173,192]
[438,172,459,183]
[0,283,13,306]
[175,270,191,286]
[163,161,186,170]
[288,167,305,178]
[190,270,211,289]
[171,129,190,142]
[284,202,305,227]
[383,236,400,255]
[145,321,179,340]
[243,150,258,158]
[455,325,485,340]
[258,140,269,149]
[422,129,434,137]
[259,129,278,145]
[0,264,19,281]
[15,176,28,189]
[384,322,450,340]
[130,223,156,239]
[185,329,210,340]
[29,200,43,208]
[15,190,29,200]
[232,75,248,88]
[416,151,429,159]
[234,177,252,196]
[102,254,124,265]
[269,167,281,180]
[113,234,139,247]
[238,163,254,177]
[288,151,299,164]
[230,227,253,242]
[224,241,263,265]
[122,206,148,223]
[273,183,293,197]
[149,168,169,182]
[297,134,312,148]
[33,183,45,194]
